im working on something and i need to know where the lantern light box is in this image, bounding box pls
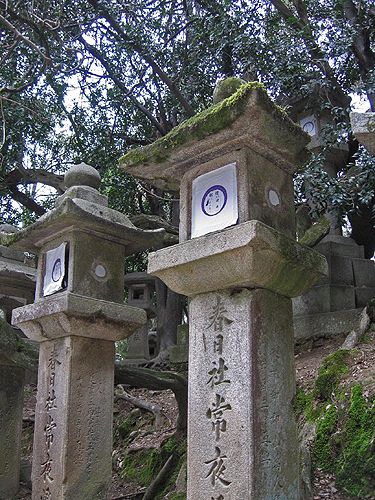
[191,163,238,238]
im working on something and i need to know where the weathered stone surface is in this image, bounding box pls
[179,146,297,240]
[0,318,38,369]
[148,220,327,298]
[292,284,356,316]
[0,365,25,498]
[12,291,147,342]
[0,197,164,256]
[31,337,115,499]
[187,289,299,499]
[293,308,363,342]
[350,112,375,155]
[355,286,375,307]
[352,258,375,287]
[315,234,364,259]
[299,216,330,247]
[123,324,150,364]
[120,84,309,191]
[169,324,189,364]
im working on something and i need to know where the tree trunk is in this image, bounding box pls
[114,364,188,438]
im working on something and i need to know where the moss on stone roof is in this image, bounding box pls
[119,82,302,170]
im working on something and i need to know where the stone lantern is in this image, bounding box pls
[0,224,37,499]
[0,224,35,321]
[120,81,327,499]
[5,163,164,499]
[123,271,156,364]
[350,112,375,155]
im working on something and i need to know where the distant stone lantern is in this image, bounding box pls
[0,224,36,499]
[4,163,164,499]
[124,271,156,364]
[0,224,35,321]
[288,92,349,235]
[121,80,327,499]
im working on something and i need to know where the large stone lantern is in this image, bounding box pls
[120,81,327,499]
[4,163,164,499]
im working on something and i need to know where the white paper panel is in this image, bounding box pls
[191,163,238,238]
[43,242,67,297]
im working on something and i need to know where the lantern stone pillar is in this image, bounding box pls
[0,224,37,499]
[6,163,164,499]
[123,272,156,364]
[120,81,327,499]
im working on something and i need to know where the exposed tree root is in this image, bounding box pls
[115,384,163,430]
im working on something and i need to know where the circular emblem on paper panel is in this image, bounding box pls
[201,185,227,217]
[52,259,62,282]
[302,120,316,136]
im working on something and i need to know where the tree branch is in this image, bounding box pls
[87,0,195,117]
[79,36,165,135]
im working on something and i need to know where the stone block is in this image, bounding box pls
[352,259,375,287]
[187,289,299,499]
[328,255,354,285]
[30,337,115,499]
[292,285,356,316]
[315,235,364,259]
[12,292,147,342]
[148,220,327,298]
[0,365,25,498]
[125,324,150,363]
[355,287,375,308]
[293,308,363,341]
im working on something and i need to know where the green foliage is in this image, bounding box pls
[314,350,351,400]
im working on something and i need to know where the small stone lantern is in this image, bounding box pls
[6,163,164,499]
[124,272,156,363]
[0,224,36,499]
[350,112,375,155]
[121,81,327,499]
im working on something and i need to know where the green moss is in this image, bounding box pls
[119,81,300,170]
[121,448,164,487]
[117,413,138,441]
[212,77,247,104]
[314,350,351,401]
[313,404,338,470]
[294,387,319,422]
[299,216,330,247]
[335,385,375,497]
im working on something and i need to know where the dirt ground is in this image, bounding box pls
[16,330,375,499]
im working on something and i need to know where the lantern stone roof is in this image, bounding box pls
[0,225,36,286]
[123,271,156,286]
[119,82,310,191]
[0,163,165,255]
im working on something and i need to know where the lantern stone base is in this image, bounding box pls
[0,365,25,499]
[12,291,147,342]
[187,289,299,499]
[12,292,147,500]
[30,336,115,499]
[148,221,327,298]
[148,222,327,500]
